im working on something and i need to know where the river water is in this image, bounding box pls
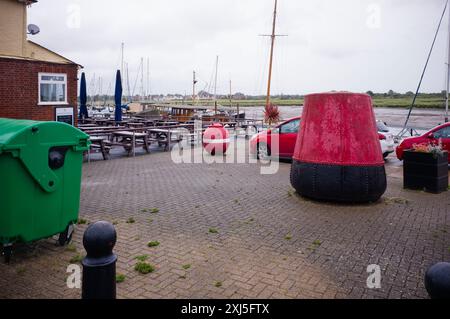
[234,106,447,132]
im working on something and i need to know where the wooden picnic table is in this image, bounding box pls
[155,121,180,127]
[81,126,125,131]
[125,122,146,128]
[141,120,157,126]
[89,118,129,126]
[148,128,183,151]
[111,130,151,156]
[88,136,112,160]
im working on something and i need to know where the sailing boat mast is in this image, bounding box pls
[147,57,150,101]
[229,79,232,108]
[126,63,132,103]
[121,43,124,86]
[213,56,219,101]
[192,71,197,106]
[214,56,219,115]
[140,57,144,101]
[266,0,278,109]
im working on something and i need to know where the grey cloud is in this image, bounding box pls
[28,0,450,95]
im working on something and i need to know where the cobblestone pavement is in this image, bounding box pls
[0,147,449,299]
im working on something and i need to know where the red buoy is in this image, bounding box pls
[290,92,386,203]
[203,123,230,155]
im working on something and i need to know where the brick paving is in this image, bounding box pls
[0,146,449,299]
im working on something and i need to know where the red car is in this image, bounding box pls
[396,122,450,161]
[250,117,301,160]
[250,116,398,161]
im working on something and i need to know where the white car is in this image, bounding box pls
[377,121,395,158]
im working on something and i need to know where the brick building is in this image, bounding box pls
[0,0,81,125]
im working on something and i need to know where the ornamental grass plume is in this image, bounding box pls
[264,103,280,127]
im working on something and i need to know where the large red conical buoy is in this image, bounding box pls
[290,92,387,203]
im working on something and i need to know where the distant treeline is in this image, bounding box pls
[83,91,447,109]
[241,91,447,100]
[84,91,446,100]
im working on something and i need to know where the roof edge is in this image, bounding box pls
[27,40,83,68]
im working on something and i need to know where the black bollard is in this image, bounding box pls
[425,262,450,299]
[81,221,117,299]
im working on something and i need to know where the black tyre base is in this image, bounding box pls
[290,160,387,203]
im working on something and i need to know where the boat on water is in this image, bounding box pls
[133,103,243,123]
[87,105,115,118]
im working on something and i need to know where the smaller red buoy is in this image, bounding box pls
[203,123,230,156]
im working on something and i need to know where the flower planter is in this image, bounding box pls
[403,150,449,194]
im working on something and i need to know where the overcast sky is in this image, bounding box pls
[28,0,450,95]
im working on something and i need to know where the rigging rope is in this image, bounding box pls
[398,0,448,138]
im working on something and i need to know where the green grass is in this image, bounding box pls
[150,208,160,214]
[285,235,293,241]
[182,264,191,270]
[65,244,77,253]
[135,255,149,262]
[77,218,88,225]
[70,254,84,264]
[372,97,444,109]
[116,274,126,283]
[384,197,410,205]
[126,217,136,224]
[209,228,219,234]
[312,240,322,246]
[147,241,160,248]
[308,240,323,252]
[214,281,223,288]
[208,96,446,109]
[135,262,155,274]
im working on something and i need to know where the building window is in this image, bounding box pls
[38,73,68,105]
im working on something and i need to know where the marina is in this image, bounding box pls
[0,0,449,304]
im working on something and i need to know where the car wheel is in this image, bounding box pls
[257,143,271,161]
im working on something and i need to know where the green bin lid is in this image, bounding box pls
[0,118,90,193]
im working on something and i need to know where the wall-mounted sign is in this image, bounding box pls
[55,107,74,126]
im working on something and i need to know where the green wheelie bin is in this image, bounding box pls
[0,118,90,263]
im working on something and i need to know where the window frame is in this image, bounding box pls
[38,72,68,106]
